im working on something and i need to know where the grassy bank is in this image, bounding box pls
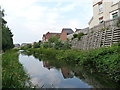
[2,49,29,88]
[27,43,120,82]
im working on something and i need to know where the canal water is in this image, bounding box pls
[19,52,120,88]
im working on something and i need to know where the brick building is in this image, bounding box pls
[42,28,74,42]
[60,28,74,41]
[42,32,61,42]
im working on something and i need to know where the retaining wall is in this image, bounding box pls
[69,17,120,50]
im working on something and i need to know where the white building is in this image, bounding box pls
[89,0,120,28]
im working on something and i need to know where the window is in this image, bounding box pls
[112,12,118,19]
[99,16,104,23]
[99,3,103,13]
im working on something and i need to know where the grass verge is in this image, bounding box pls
[2,49,29,88]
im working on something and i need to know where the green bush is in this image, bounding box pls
[72,33,85,40]
[54,41,63,50]
[77,33,85,40]
[42,42,52,48]
[73,34,78,38]
[33,42,40,48]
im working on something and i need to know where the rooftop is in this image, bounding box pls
[62,28,74,34]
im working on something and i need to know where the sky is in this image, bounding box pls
[1,0,93,44]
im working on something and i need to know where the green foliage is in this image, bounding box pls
[72,33,85,40]
[101,27,109,31]
[116,19,120,27]
[112,42,120,46]
[48,36,59,43]
[21,44,32,50]
[77,45,120,82]
[91,31,94,33]
[27,44,32,48]
[54,41,63,50]
[1,9,14,51]
[42,42,52,48]
[33,42,41,48]
[73,34,78,38]
[77,33,85,40]
[27,43,120,82]
[62,41,71,50]
[2,50,29,88]
[42,36,71,50]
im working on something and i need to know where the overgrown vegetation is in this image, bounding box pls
[72,33,86,40]
[46,36,71,50]
[26,43,120,83]
[1,9,14,51]
[2,49,29,88]
[116,18,120,27]
[33,41,41,48]
[101,27,109,31]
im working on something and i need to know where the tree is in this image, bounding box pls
[21,44,32,50]
[60,40,71,50]
[54,41,63,50]
[42,42,51,48]
[33,42,41,48]
[0,7,2,51]
[1,8,14,51]
[48,36,59,43]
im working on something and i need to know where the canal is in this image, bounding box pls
[19,52,120,88]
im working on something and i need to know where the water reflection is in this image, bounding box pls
[19,52,120,88]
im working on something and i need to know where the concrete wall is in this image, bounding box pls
[70,17,120,50]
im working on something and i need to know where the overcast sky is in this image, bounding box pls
[1,0,93,44]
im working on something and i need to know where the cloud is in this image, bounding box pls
[60,3,77,12]
[1,0,92,44]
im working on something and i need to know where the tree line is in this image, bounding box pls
[21,36,71,50]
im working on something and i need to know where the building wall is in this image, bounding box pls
[60,31,67,41]
[45,32,51,41]
[110,2,120,19]
[89,0,120,28]
[89,1,112,28]
[103,2,112,21]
